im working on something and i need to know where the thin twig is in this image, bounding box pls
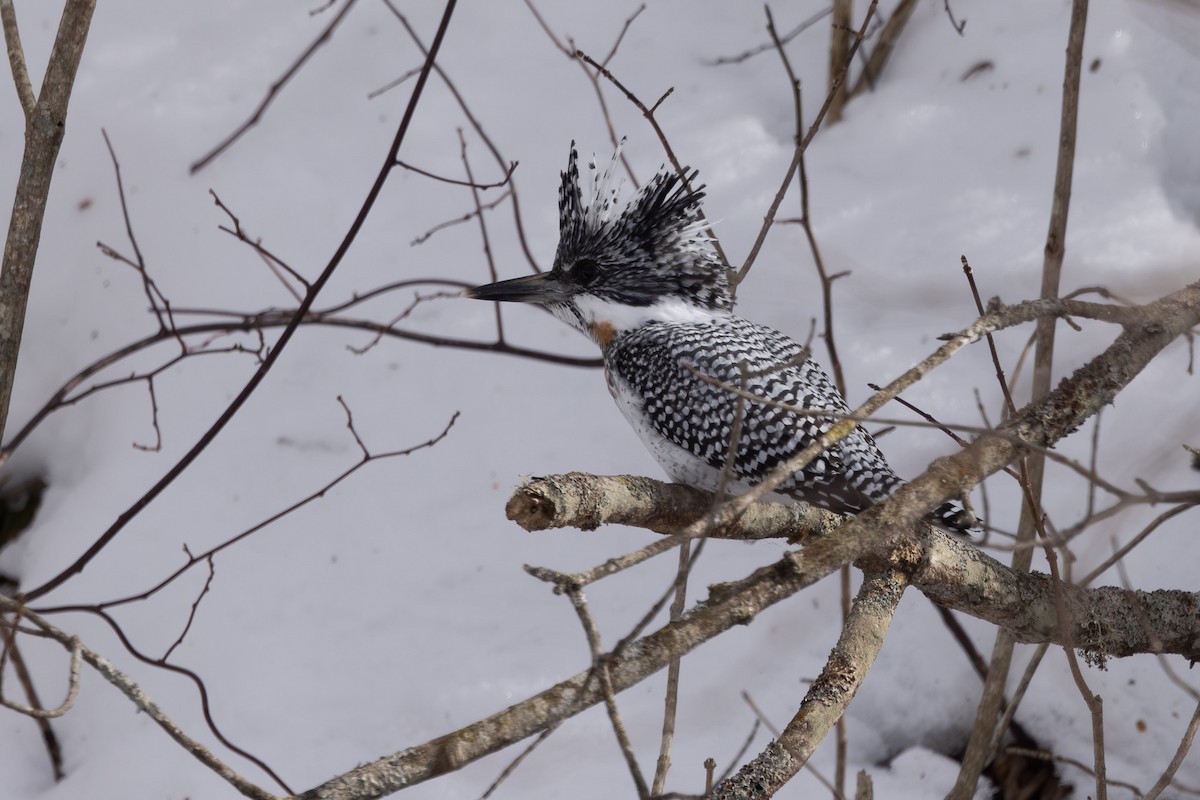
[101,129,181,343]
[210,189,312,292]
[0,624,65,778]
[35,408,459,615]
[950,2,1089,793]
[0,0,36,118]
[189,0,359,173]
[706,6,831,66]
[478,725,560,799]
[0,634,82,719]
[382,0,543,272]
[22,0,461,602]
[0,600,282,800]
[565,585,650,798]
[651,540,690,795]
[736,0,878,286]
[394,157,517,189]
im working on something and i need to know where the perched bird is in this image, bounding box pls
[466,144,973,532]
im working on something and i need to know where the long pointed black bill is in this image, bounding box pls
[462,272,571,304]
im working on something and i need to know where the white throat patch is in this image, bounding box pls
[571,295,727,339]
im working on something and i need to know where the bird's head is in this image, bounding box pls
[465,143,732,349]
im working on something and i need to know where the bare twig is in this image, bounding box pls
[0,0,36,118]
[0,624,65,778]
[847,0,920,100]
[650,540,690,795]
[0,600,282,800]
[161,555,215,661]
[381,0,543,272]
[523,1,647,184]
[0,633,81,719]
[827,0,853,122]
[1004,747,1139,797]
[1144,699,1200,800]
[944,0,968,35]
[565,585,650,798]
[21,0,460,602]
[706,6,831,66]
[736,1,878,285]
[766,6,846,393]
[478,724,560,799]
[36,407,459,616]
[394,157,517,189]
[1038,519,1108,799]
[189,0,359,173]
[411,190,511,245]
[100,129,182,343]
[951,2,1089,794]
[210,189,312,293]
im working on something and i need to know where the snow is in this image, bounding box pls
[1,0,1198,798]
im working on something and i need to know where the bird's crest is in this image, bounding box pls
[554,141,733,312]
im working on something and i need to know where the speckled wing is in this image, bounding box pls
[605,317,903,514]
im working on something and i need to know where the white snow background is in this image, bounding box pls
[1,1,1199,798]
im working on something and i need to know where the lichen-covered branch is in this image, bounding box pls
[509,473,1200,661]
[298,550,833,800]
[711,571,907,799]
[909,530,1199,660]
[507,472,841,540]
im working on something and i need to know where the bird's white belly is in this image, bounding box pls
[607,368,757,496]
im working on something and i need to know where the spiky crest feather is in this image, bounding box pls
[552,142,733,312]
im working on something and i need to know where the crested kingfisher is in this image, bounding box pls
[465,144,973,532]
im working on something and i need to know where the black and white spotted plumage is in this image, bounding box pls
[606,317,903,513]
[466,143,973,531]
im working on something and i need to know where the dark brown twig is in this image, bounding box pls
[736,0,878,286]
[100,129,182,345]
[706,6,831,66]
[161,554,215,661]
[571,49,730,268]
[381,0,543,272]
[36,407,459,616]
[411,190,511,245]
[189,0,359,173]
[524,0,646,185]
[22,0,461,603]
[210,189,312,293]
[394,158,517,190]
[0,623,65,779]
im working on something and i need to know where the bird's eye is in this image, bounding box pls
[571,258,600,285]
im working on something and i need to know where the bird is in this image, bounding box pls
[465,143,974,532]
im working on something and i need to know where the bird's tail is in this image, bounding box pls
[931,500,979,535]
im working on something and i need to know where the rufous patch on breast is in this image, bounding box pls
[590,320,616,349]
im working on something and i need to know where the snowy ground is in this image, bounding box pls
[1,1,1198,798]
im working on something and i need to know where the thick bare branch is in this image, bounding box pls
[507,472,841,539]
[298,551,830,800]
[711,571,907,799]
[508,473,1200,661]
[0,0,95,453]
[295,270,1200,798]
